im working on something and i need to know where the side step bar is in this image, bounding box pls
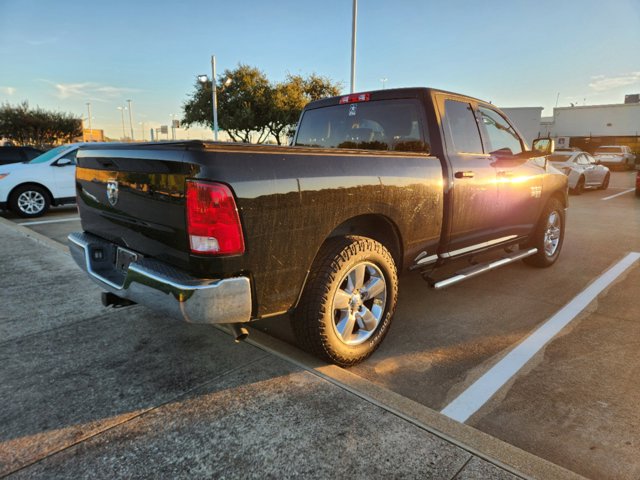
[425,248,538,290]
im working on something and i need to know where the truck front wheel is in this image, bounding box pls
[523,198,565,268]
[293,236,398,367]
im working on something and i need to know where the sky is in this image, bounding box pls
[1,0,639,140]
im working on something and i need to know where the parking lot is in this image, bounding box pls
[1,170,638,479]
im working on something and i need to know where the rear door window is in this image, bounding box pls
[442,100,484,154]
[295,99,430,153]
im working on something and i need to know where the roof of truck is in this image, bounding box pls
[303,87,488,110]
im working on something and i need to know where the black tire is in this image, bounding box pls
[292,235,398,367]
[9,184,50,218]
[570,176,585,195]
[598,173,610,190]
[523,198,565,268]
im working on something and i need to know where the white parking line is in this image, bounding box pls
[602,188,635,201]
[18,216,80,226]
[441,252,640,423]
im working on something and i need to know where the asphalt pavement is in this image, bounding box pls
[0,217,578,479]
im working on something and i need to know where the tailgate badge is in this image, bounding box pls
[107,180,119,206]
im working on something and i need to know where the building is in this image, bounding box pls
[503,96,640,154]
[75,129,105,142]
[537,101,640,154]
[501,107,544,145]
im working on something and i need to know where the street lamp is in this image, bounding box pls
[198,58,232,142]
[86,102,93,141]
[116,106,127,141]
[127,99,135,141]
[169,114,179,140]
[351,0,357,93]
[380,78,388,89]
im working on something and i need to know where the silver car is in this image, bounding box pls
[549,151,610,195]
[594,145,636,170]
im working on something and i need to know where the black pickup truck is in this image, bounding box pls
[69,87,567,366]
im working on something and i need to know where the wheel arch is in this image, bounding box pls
[9,182,54,204]
[325,214,404,269]
[291,213,404,311]
[548,188,568,209]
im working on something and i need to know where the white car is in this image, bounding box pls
[0,143,83,217]
[593,145,636,170]
[548,150,610,195]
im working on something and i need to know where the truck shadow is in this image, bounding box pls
[0,308,274,475]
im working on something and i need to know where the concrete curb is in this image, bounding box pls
[240,327,586,480]
[2,215,586,480]
[0,215,70,255]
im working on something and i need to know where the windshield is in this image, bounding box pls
[595,147,623,154]
[28,145,71,164]
[295,99,430,153]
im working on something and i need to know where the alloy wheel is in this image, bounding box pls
[543,211,561,257]
[17,190,46,215]
[331,262,387,345]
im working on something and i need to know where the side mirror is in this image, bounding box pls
[55,158,74,167]
[532,138,555,155]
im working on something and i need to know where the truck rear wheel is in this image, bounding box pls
[293,236,398,367]
[523,198,565,268]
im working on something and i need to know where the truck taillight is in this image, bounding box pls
[339,93,371,104]
[186,180,245,255]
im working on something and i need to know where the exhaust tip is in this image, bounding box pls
[229,324,249,343]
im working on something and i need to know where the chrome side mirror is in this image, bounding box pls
[532,138,555,155]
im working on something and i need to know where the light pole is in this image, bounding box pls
[350,0,357,93]
[198,63,232,142]
[169,114,178,140]
[86,102,93,141]
[117,106,127,140]
[380,78,388,89]
[211,55,219,141]
[127,99,135,141]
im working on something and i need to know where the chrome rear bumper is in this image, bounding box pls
[68,232,252,324]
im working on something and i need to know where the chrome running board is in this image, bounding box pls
[426,248,538,290]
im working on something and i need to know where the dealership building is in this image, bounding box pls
[502,94,640,154]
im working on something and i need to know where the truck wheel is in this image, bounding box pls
[9,184,50,218]
[293,236,398,367]
[523,198,565,268]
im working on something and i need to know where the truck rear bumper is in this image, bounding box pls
[68,231,252,324]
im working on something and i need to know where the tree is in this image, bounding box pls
[181,65,341,144]
[182,64,272,143]
[266,74,341,145]
[0,102,82,147]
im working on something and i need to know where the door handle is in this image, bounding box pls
[454,171,475,179]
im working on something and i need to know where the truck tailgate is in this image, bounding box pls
[75,146,193,268]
